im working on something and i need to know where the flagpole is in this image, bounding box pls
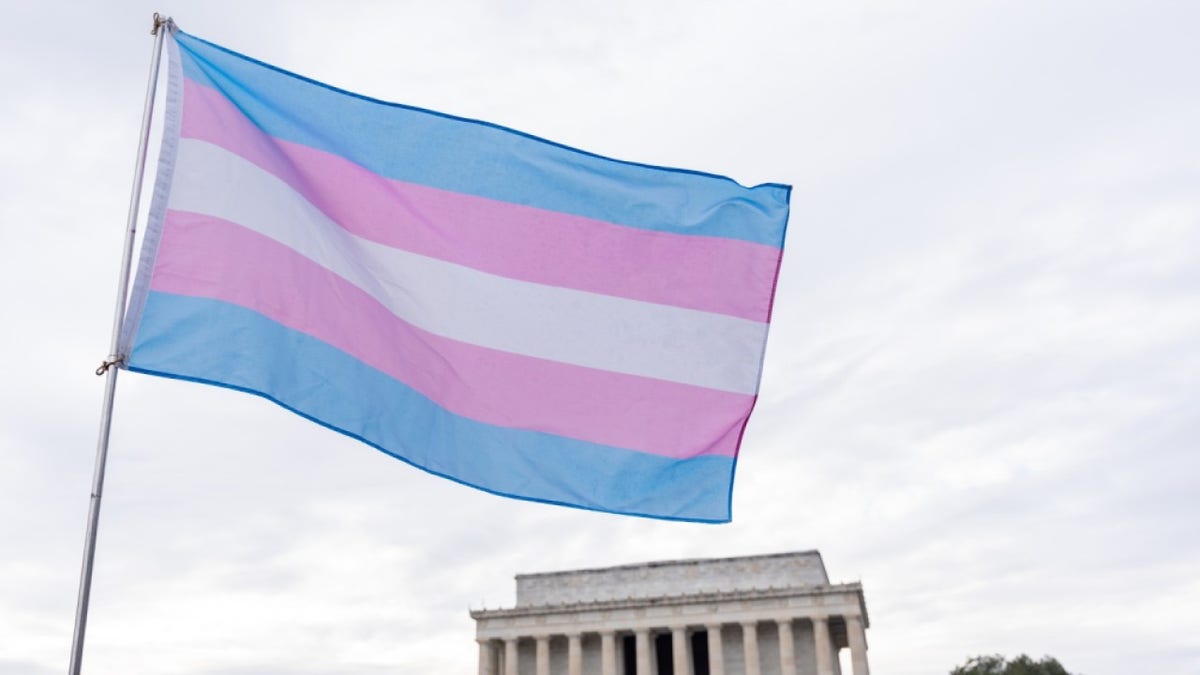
[68,13,171,675]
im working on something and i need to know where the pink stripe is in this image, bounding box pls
[150,211,752,458]
[179,77,780,322]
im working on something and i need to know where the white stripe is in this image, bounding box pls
[167,139,768,394]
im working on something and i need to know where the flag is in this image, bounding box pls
[119,28,791,523]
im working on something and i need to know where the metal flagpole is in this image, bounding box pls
[68,13,171,675]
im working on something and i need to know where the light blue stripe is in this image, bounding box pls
[173,31,790,247]
[126,291,735,522]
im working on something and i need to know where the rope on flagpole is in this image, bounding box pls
[151,12,176,36]
[68,13,171,675]
[94,358,123,376]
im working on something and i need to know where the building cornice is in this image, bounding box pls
[472,581,867,627]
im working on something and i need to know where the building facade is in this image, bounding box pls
[470,551,869,675]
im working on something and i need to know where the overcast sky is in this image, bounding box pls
[2,1,1197,674]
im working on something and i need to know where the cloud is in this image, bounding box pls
[1,1,1196,674]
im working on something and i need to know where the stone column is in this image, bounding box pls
[846,616,870,675]
[813,618,834,675]
[504,638,518,675]
[777,619,796,675]
[600,631,617,675]
[635,629,652,675]
[478,639,497,675]
[568,633,583,675]
[705,624,725,675]
[536,635,551,675]
[671,626,688,675]
[741,622,760,675]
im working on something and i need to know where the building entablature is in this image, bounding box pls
[473,583,868,641]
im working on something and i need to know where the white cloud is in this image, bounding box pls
[1,0,1197,673]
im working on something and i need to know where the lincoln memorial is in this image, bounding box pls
[470,551,870,675]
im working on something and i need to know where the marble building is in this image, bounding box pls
[470,551,870,675]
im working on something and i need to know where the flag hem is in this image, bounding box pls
[119,31,184,358]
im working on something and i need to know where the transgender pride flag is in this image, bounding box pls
[119,29,791,523]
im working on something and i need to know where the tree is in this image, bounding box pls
[950,654,1075,675]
